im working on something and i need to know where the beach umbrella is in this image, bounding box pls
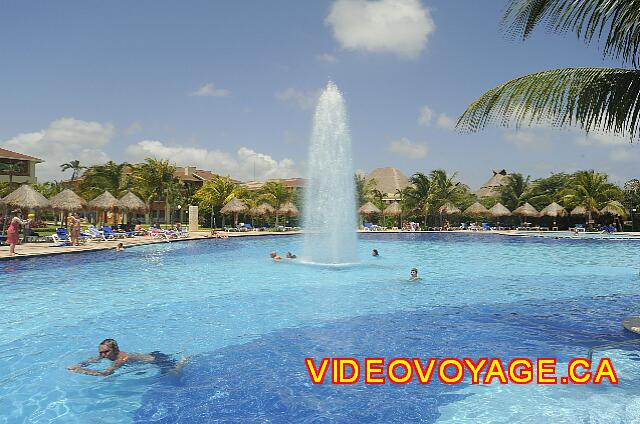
[439,202,461,216]
[88,191,119,225]
[2,184,50,210]
[599,201,628,217]
[570,205,598,216]
[118,191,147,224]
[463,202,491,217]
[358,201,381,226]
[50,189,86,212]
[512,202,539,218]
[384,201,403,228]
[220,196,248,227]
[50,188,86,227]
[358,201,381,215]
[540,202,568,228]
[489,202,511,227]
[277,202,300,227]
[253,202,276,216]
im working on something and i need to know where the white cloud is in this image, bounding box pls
[436,113,456,129]
[189,83,230,97]
[275,88,321,110]
[316,53,338,63]
[124,121,142,135]
[1,117,114,181]
[125,140,299,181]
[326,0,435,59]
[503,130,553,152]
[575,131,629,146]
[417,105,433,127]
[387,137,428,159]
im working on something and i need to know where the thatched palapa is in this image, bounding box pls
[220,197,247,214]
[540,202,568,218]
[489,203,511,218]
[512,203,539,218]
[251,202,275,216]
[358,201,381,215]
[384,201,402,216]
[1,184,50,210]
[50,189,86,212]
[600,201,628,217]
[463,202,491,217]
[439,202,461,215]
[570,205,598,216]
[88,191,119,210]
[278,202,299,217]
[118,191,147,212]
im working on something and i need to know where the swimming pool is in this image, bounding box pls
[1,233,639,423]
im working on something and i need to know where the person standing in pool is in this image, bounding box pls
[67,339,186,376]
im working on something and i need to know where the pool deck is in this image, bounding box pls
[1,229,638,261]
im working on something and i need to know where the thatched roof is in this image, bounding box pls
[476,169,511,198]
[277,202,299,217]
[383,201,402,215]
[250,202,276,216]
[220,196,248,214]
[1,184,50,210]
[463,202,491,216]
[365,167,410,199]
[539,202,568,217]
[88,191,119,210]
[570,205,598,216]
[358,201,381,215]
[49,189,86,212]
[489,202,511,217]
[600,201,628,217]
[439,202,461,215]
[118,191,147,212]
[512,202,539,217]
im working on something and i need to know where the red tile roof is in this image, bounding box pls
[0,147,43,162]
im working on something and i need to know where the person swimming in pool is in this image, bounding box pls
[67,339,186,376]
[409,268,420,281]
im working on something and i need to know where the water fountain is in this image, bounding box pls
[302,82,358,264]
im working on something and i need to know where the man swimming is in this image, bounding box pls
[67,339,185,376]
[409,268,420,281]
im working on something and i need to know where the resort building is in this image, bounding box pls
[476,169,511,198]
[241,177,305,192]
[365,167,411,203]
[0,147,43,184]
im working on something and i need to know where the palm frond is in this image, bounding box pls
[457,67,640,140]
[503,0,640,67]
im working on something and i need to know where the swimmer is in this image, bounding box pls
[285,251,297,259]
[115,242,125,251]
[270,251,282,261]
[409,268,420,281]
[372,249,379,257]
[67,339,187,377]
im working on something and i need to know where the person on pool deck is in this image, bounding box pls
[372,249,379,257]
[67,339,185,376]
[409,268,420,281]
[270,251,282,261]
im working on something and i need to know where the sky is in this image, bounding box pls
[1,0,639,189]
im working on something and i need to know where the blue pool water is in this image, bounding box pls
[1,233,640,423]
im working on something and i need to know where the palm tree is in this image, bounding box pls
[0,162,23,190]
[498,173,530,211]
[354,174,378,206]
[429,169,469,226]
[79,161,130,200]
[457,1,640,141]
[403,172,432,225]
[260,181,292,227]
[195,176,238,228]
[60,160,86,181]
[130,158,179,224]
[560,170,623,229]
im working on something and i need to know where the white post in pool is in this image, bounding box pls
[302,82,358,264]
